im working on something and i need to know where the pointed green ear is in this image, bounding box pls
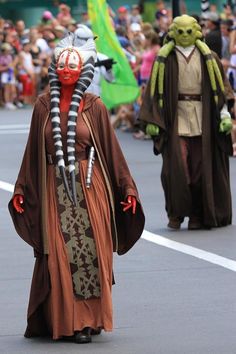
[196,39,224,105]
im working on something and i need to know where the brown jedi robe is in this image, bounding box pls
[8,92,145,337]
[140,49,233,227]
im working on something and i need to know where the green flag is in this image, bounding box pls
[87,0,140,109]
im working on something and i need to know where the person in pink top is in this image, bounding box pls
[140,30,160,84]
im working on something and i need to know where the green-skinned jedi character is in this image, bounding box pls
[140,14,234,230]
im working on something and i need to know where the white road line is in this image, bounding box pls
[142,230,236,272]
[0,130,29,134]
[1,179,236,272]
[0,124,30,129]
[0,181,14,192]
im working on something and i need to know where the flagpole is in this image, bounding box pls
[172,0,180,18]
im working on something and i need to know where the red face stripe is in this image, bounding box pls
[56,48,83,85]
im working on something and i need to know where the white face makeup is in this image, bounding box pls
[56,49,82,85]
[57,49,81,71]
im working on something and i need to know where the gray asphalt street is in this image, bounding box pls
[1,108,236,354]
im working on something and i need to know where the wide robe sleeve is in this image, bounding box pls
[87,98,145,255]
[139,71,170,156]
[138,53,181,156]
[8,98,48,256]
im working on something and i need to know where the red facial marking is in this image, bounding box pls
[56,49,82,86]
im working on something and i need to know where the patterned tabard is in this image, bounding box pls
[45,112,101,300]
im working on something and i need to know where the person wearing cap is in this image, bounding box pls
[204,11,222,58]
[129,22,145,46]
[155,0,168,21]
[114,6,129,29]
[154,4,170,46]
[130,22,141,33]
[67,19,77,33]
[41,11,54,26]
[53,25,66,41]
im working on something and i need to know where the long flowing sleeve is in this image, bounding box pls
[8,98,48,254]
[88,98,145,255]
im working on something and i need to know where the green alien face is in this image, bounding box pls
[174,25,195,47]
[169,15,202,48]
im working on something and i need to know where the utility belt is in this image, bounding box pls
[178,94,202,101]
[47,146,96,189]
[47,149,88,165]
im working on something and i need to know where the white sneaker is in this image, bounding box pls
[15,101,24,108]
[5,102,17,110]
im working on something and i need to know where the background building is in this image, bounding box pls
[0,1,230,27]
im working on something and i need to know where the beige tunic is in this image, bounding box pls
[176,48,203,137]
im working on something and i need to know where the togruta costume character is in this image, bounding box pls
[8,32,145,343]
[139,14,234,230]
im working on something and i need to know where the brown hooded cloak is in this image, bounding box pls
[139,49,233,227]
[8,92,145,337]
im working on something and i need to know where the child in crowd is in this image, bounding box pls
[0,42,17,109]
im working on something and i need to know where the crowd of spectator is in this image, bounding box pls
[0,3,79,109]
[108,1,236,152]
[0,1,236,153]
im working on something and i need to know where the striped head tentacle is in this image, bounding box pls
[49,32,97,206]
[67,56,95,205]
[154,41,174,107]
[158,61,165,108]
[150,60,159,98]
[212,58,225,93]
[48,60,73,202]
[195,39,219,104]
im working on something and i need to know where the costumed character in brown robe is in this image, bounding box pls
[8,31,145,343]
[139,14,234,230]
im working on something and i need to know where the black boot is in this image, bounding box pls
[167,216,184,230]
[189,183,203,230]
[91,327,102,335]
[74,327,92,344]
[188,216,203,230]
